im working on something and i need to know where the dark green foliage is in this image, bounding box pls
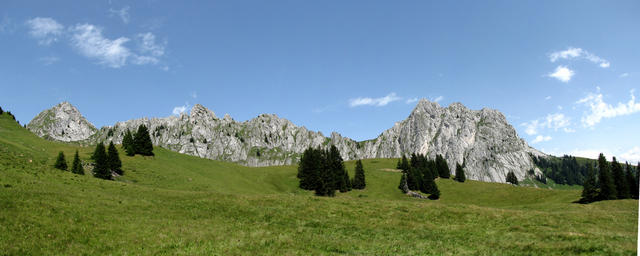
[532,154,590,185]
[352,160,366,189]
[134,125,154,156]
[6,111,16,121]
[0,106,3,115]
[597,153,616,200]
[107,141,123,175]
[435,154,450,178]
[54,151,67,171]
[579,164,599,204]
[398,173,408,193]
[340,169,351,192]
[454,163,466,183]
[427,184,440,200]
[92,142,111,180]
[626,163,638,199]
[297,147,320,190]
[71,150,84,175]
[122,129,135,156]
[297,146,349,197]
[506,171,518,185]
[397,155,410,171]
[611,157,629,199]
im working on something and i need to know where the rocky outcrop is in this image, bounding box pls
[26,102,96,142]
[28,100,546,183]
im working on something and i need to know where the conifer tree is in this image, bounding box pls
[0,106,3,115]
[122,129,135,156]
[427,179,440,200]
[298,148,317,190]
[340,169,351,192]
[611,157,629,199]
[134,124,154,156]
[398,173,409,193]
[436,154,450,178]
[352,159,366,189]
[398,155,410,171]
[71,150,84,175]
[54,151,68,171]
[580,164,599,203]
[328,145,345,195]
[506,171,518,185]
[625,163,638,199]
[597,153,616,200]
[454,163,466,182]
[93,142,111,180]
[107,141,123,175]
[420,165,434,194]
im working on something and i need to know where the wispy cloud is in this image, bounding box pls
[69,24,131,68]
[25,17,64,45]
[576,89,640,127]
[190,91,198,99]
[545,96,552,100]
[620,73,629,78]
[405,98,418,104]
[531,135,552,144]
[432,96,443,103]
[549,47,610,68]
[108,6,130,24]
[620,147,640,163]
[349,93,401,107]
[131,32,166,65]
[521,113,572,135]
[548,65,574,83]
[172,103,189,115]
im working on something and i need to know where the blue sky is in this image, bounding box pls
[1,1,639,162]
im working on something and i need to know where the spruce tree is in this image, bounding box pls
[399,155,410,171]
[340,169,351,192]
[298,148,316,190]
[328,145,345,195]
[580,164,598,203]
[122,129,135,156]
[398,173,409,193]
[71,150,84,175]
[92,142,111,180]
[54,151,68,171]
[436,155,450,178]
[427,179,440,200]
[597,153,616,200]
[107,141,123,175]
[454,163,466,182]
[420,165,434,194]
[611,157,629,199]
[625,163,638,199]
[0,106,3,115]
[352,159,366,189]
[134,124,154,156]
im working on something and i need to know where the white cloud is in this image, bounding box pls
[545,96,552,100]
[172,104,188,115]
[576,89,640,127]
[620,73,629,78]
[69,24,131,68]
[406,98,418,104]
[545,113,571,131]
[132,32,166,65]
[549,47,610,68]
[531,135,552,144]
[521,113,572,135]
[25,17,64,45]
[620,147,640,163]
[432,96,444,103]
[522,120,540,135]
[548,66,574,83]
[109,6,130,24]
[349,93,401,107]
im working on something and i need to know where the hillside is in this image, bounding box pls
[28,100,544,183]
[2,112,638,255]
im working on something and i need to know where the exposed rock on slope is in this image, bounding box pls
[28,100,545,183]
[26,102,96,142]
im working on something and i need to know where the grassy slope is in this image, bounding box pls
[0,113,637,255]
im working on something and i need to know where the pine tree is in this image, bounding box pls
[580,164,598,203]
[298,148,317,190]
[352,159,366,189]
[341,169,351,192]
[506,171,518,185]
[454,163,466,182]
[398,173,409,193]
[328,145,345,195]
[0,106,3,115]
[420,165,434,194]
[54,151,68,171]
[624,162,638,199]
[134,125,154,156]
[427,180,440,200]
[122,129,135,156]
[398,155,410,171]
[71,150,84,175]
[92,142,111,180]
[611,157,629,199]
[597,153,616,200]
[107,141,123,175]
[436,154,450,178]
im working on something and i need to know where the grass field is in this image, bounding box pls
[0,113,637,255]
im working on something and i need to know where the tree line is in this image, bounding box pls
[396,153,466,200]
[579,153,638,203]
[53,124,154,180]
[532,154,590,186]
[297,145,366,196]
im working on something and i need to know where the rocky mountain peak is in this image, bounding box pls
[27,102,97,142]
[190,104,217,120]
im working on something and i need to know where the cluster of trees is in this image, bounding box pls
[506,171,518,185]
[297,145,366,196]
[54,150,85,175]
[0,106,17,123]
[122,125,154,156]
[91,141,123,180]
[532,155,588,185]
[396,154,459,200]
[580,153,639,203]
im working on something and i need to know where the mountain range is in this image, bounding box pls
[26,100,545,183]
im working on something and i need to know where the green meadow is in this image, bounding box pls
[0,113,637,255]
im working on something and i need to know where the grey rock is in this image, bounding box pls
[28,99,546,183]
[26,102,96,142]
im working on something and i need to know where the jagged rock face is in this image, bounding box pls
[27,102,96,142]
[30,100,545,183]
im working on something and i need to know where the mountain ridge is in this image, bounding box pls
[27,99,545,183]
